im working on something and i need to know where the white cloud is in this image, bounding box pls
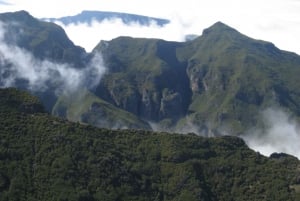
[56,16,200,52]
[243,108,300,159]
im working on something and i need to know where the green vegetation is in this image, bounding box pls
[0,88,300,200]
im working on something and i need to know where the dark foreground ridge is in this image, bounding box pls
[0,88,300,200]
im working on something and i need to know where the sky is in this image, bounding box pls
[0,0,300,53]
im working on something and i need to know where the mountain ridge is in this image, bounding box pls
[42,10,170,26]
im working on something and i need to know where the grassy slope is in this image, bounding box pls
[0,88,300,201]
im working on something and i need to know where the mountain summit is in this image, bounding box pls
[203,21,239,34]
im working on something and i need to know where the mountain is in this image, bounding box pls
[42,10,170,26]
[0,10,151,130]
[2,10,300,137]
[94,22,300,135]
[0,88,300,200]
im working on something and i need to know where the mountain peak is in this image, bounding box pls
[202,21,239,35]
[10,10,30,16]
[0,10,37,26]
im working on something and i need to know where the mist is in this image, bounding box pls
[0,21,106,95]
[149,107,300,159]
[243,108,300,159]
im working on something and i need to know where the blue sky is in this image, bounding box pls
[1,0,300,54]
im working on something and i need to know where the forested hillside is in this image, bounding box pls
[0,88,300,201]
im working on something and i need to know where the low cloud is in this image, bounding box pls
[243,108,300,159]
[49,5,300,55]
[55,15,200,52]
[0,21,106,95]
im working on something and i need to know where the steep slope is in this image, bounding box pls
[0,88,300,201]
[42,10,170,26]
[95,22,300,135]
